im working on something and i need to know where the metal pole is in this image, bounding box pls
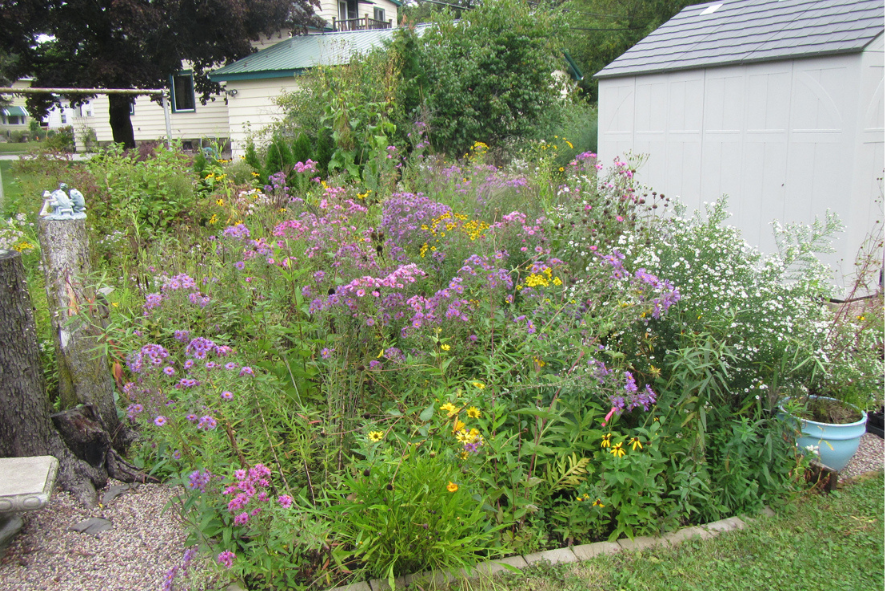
[0,87,166,95]
[161,94,173,149]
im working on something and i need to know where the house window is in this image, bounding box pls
[80,102,93,117]
[339,1,348,21]
[171,72,196,113]
[60,111,67,124]
[374,7,385,22]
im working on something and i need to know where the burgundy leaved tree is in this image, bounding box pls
[0,0,323,148]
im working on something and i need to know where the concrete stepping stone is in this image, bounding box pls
[0,456,59,549]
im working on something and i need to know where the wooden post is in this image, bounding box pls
[37,217,122,445]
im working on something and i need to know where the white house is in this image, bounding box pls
[595,0,884,288]
[82,0,401,151]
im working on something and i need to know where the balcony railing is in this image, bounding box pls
[332,16,393,32]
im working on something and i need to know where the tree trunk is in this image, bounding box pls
[108,94,136,150]
[37,218,124,448]
[0,249,104,506]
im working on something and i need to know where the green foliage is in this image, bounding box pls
[564,0,698,101]
[244,139,261,173]
[44,125,75,152]
[263,134,293,179]
[418,0,568,154]
[330,442,500,587]
[291,132,312,165]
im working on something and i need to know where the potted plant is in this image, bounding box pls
[777,232,884,470]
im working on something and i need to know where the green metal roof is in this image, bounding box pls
[210,25,429,82]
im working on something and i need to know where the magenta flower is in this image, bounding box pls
[278,495,293,508]
[233,512,249,526]
[217,550,235,569]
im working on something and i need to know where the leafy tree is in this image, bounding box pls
[0,0,323,148]
[416,0,568,154]
[563,0,697,100]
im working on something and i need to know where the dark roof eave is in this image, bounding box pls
[594,45,872,79]
[209,69,306,82]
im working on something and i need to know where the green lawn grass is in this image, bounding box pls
[446,473,884,591]
[0,141,45,154]
[0,160,24,214]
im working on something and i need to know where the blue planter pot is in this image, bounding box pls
[780,396,867,471]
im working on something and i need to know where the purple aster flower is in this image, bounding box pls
[221,391,234,401]
[163,366,175,376]
[320,348,333,359]
[233,512,249,526]
[225,362,238,370]
[239,366,254,377]
[197,416,218,431]
[278,495,293,509]
[154,415,167,427]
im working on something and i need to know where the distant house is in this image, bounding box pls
[79,0,402,152]
[1,79,34,140]
[210,22,426,156]
[595,0,884,287]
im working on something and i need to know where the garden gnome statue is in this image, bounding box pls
[40,183,86,220]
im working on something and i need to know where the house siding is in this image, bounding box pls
[225,77,303,157]
[597,32,884,292]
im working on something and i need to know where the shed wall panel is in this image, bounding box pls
[225,77,303,156]
[598,37,884,291]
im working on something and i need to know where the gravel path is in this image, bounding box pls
[0,481,219,591]
[1,434,882,591]
[839,432,885,482]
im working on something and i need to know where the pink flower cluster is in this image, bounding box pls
[222,463,292,528]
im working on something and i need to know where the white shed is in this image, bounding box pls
[596,0,884,289]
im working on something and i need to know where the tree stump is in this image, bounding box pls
[0,250,154,508]
[37,217,123,446]
[0,249,105,506]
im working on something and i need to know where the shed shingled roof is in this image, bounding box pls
[594,0,884,79]
[210,24,430,82]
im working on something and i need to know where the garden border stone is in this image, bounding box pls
[571,541,620,560]
[522,547,578,566]
[616,535,668,552]
[321,508,772,590]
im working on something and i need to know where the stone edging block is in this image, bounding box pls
[617,535,668,551]
[663,526,712,546]
[703,516,747,533]
[321,509,764,590]
[0,456,59,513]
[572,541,620,560]
[523,547,578,566]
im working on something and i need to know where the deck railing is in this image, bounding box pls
[332,16,393,31]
